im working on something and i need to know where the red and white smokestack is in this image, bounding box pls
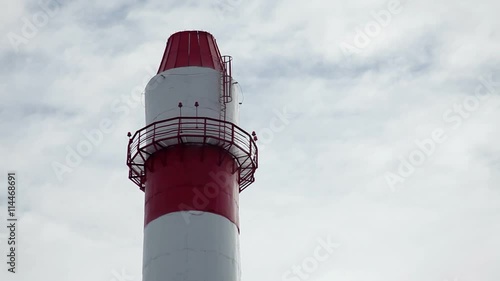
[126,31,258,281]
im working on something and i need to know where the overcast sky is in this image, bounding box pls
[1,0,499,281]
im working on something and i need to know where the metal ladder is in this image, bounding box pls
[219,56,233,142]
[220,55,233,121]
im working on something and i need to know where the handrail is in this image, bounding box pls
[127,117,258,192]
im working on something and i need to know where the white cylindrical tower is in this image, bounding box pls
[126,30,258,281]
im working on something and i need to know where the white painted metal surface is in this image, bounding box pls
[145,66,240,126]
[143,212,241,281]
[143,66,244,155]
[225,82,240,123]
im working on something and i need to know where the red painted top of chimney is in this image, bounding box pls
[157,31,224,73]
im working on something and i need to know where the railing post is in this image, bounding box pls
[203,118,207,144]
[231,123,235,143]
[249,135,252,158]
[153,122,156,142]
[136,130,140,155]
[177,117,182,143]
[127,137,132,166]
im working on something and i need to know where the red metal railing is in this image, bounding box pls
[127,117,258,192]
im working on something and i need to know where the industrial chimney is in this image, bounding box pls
[126,30,258,281]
